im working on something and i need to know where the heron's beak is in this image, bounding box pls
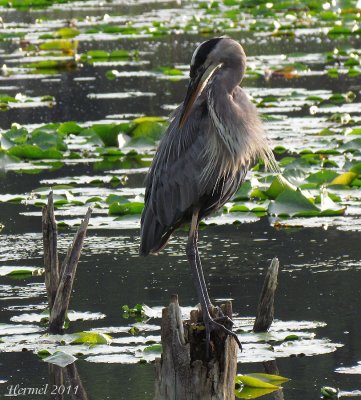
[179,63,221,128]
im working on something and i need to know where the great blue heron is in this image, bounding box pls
[140,37,275,353]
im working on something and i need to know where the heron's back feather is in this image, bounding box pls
[140,81,273,255]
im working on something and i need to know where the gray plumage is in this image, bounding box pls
[140,37,274,256]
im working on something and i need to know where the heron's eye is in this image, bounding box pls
[189,64,198,79]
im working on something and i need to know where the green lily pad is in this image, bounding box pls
[235,375,279,389]
[268,188,319,217]
[109,202,144,215]
[57,122,82,135]
[5,269,33,278]
[70,331,112,345]
[130,121,166,140]
[39,40,78,53]
[235,386,278,399]
[37,349,51,359]
[307,170,339,185]
[265,175,296,199]
[157,67,183,76]
[8,145,63,160]
[54,27,80,39]
[246,373,289,384]
[105,194,128,205]
[330,172,357,186]
[143,344,162,353]
[91,124,128,147]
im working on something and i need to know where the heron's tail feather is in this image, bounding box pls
[139,209,174,256]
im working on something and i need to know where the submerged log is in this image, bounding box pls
[253,257,279,333]
[154,295,238,400]
[42,191,92,334]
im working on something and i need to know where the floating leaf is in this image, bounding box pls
[235,386,278,399]
[70,331,112,345]
[236,375,279,389]
[87,50,110,58]
[8,145,63,160]
[105,194,128,205]
[265,175,296,199]
[246,373,289,384]
[39,40,78,54]
[110,50,130,59]
[143,344,162,353]
[268,188,319,217]
[43,351,77,367]
[284,334,299,341]
[307,170,339,185]
[54,27,80,38]
[109,202,144,215]
[321,386,338,398]
[158,67,183,76]
[6,269,33,278]
[37,350,51,359]
[130,121,166,140]
[330,172,357,186]
[57,121,82,135]
[91,124,128,147]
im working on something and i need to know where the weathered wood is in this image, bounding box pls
[253,258,284,399]
[65,363,89,400]
[263,361,285,400]
[253,257,279,333]
[48,364,64,400]
[48,363,89,400]
[154,295,238,400]
[48,207,92,334]
[42,192,60,310]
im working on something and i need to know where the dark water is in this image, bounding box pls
[1,1,361,399]
[1,218,361,399]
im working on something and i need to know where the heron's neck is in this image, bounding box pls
[206,64,252,167]
[206,65,243,144]
[214,63,244,95]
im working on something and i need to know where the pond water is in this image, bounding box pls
[1,0,361,399]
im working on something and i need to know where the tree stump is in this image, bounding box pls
[42,191,92,334]
[154,295,238,400]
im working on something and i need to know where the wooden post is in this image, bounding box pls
[253,258,284,400]
[253,257,279,333]
[42,191,92,334]
[42,192,60,311]
[154,295,238,400]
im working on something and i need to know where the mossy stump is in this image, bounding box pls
[154,295,238,400]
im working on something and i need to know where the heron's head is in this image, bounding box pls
[179,37,246,127]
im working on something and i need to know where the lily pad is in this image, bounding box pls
[70,331,112,345]
[43,351,77,368]
[236,375,279,389]
[235,386,278,399]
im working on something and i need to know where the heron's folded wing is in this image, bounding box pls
[144,104,210,228]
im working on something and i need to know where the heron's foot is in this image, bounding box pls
[202,310,242,359]
[207,305,235,328]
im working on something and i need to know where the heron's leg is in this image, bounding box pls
[186,210,241,357]
[193,229,211,309]
[194,227,234,327]
[186,210,209,311]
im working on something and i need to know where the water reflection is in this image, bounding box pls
[263,360,285,400]
[48,363,88,400]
